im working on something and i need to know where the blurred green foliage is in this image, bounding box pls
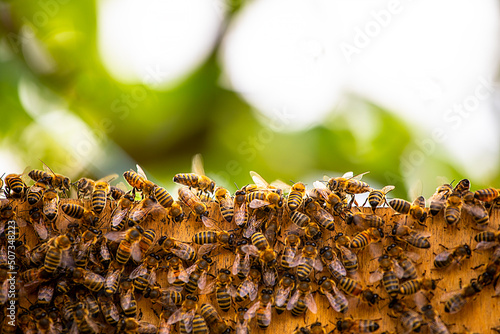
[0,0,499,199]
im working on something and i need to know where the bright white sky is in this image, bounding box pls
[95,0,500,183]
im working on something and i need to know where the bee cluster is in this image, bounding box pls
[1,156,500,334]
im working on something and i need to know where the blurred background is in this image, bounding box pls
[1,0,499,198]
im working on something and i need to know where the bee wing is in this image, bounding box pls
[475,241,499,250]
[249,282,258,301]
[350,171,369,181]
[198,244,217,256]
[250,171,270,189]
[275,285,293,306]
[33,219,49,240]
[435,250,452,262]
[191,153,205,176]
[409,180,423,201]
[106,268,121,285]
[60,250,75,268]
[197,272,207,290]
[241,253,251,276]
[228,285,238,297]
[130,263,147,279]
[185,263,197,276]
[329,259,347,277]
[97,174,118,183]
[232,253,241,276]
[234,206,247,227]
[244,301,261,320]
[111,208,129,228]
[382,185,395,194]
[17,217,27,227]
[404,251,420,262]
[249,199,270,209]
[394,261,405,279]
[304,293,317,314]
[136,164,148,180]
[494,279,500,296]
[290,254,303,268]
[271,180,291,193]
[104,231,127,242]
[287,289,300,310]
[313,258,323,272]
[200,281,215,295]
[368,268,383,283]
[260,303,272,327]
[167,308,184,325]
[0,281,8,304]
[263,268,276,287]
[201,216,215,228]
[339,246,357,263]
[121,289,133,309]
[241,245,259,257]
[131,242,142,263]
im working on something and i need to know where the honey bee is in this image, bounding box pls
[444,191,463,226]
[74,177,95,199]
[69,267,105,292]
[386,244,419,280]
[37,283,55,305]
[130,253,160,292]
[146,285,183,308]
[434,244,471,269]
[474,230,500,250]
[326,171,371,195]
[330,269,363,297]
[317,276,348,313]
[98,295,120,326]
[123,164,156,196]
[442,279,483,314]
[419,302,451,334]
[275,272,296,315]
[319,246,346,277]
[232,239,251,280]
[104,267,123,296]
[288,182,306,211]
[42,189,59,221]
[366,185,395,212]
[201,268,236,312]
[233,189,248,227]
[350,227,384,250]
[391,223,431,249]
[429,182,453,216]
[192,229,235,255]
[43,235,72,273]
[110,191,135,231]
[462,191,489,227]
[292,241,323,280]
[289,210,322,240]
[287,277,317,316]
[167,294,199,333]
[105,225,143,264]
[166,254,190,290]
[27,180,48,205]
[4,172,28,198]
[73,227,100,268]
[120,278,137,317]
[454,178,471,195]
[474,187,499,202]
[345,212,384,230]
[128,195,161,226]
[236,265,261,302]
[200,303,230,333]
[334,318,380,333]
[178,187,211,227]
[245,288,274,329]
[243,231,277,266]
[61,203,99,227]
[369,254,402,299]
[28,207,50,241]
[174,154,216,194]
[334,233,359,275]
[304,198,335,231]
[235,307,250,334]
[117,318,158,334]
[399,277,440,296]
[247,190,284,211]
[214,187,234,223]
[159,236,197,262]
[185,255,212,294]
[39,163,72,192]
[153,185,174,208]
[91,174,117,214]
[389,196,427,223]
[281,232,301,269]
[388,298,424,334]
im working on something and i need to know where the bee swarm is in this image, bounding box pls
[1,166,500,334]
